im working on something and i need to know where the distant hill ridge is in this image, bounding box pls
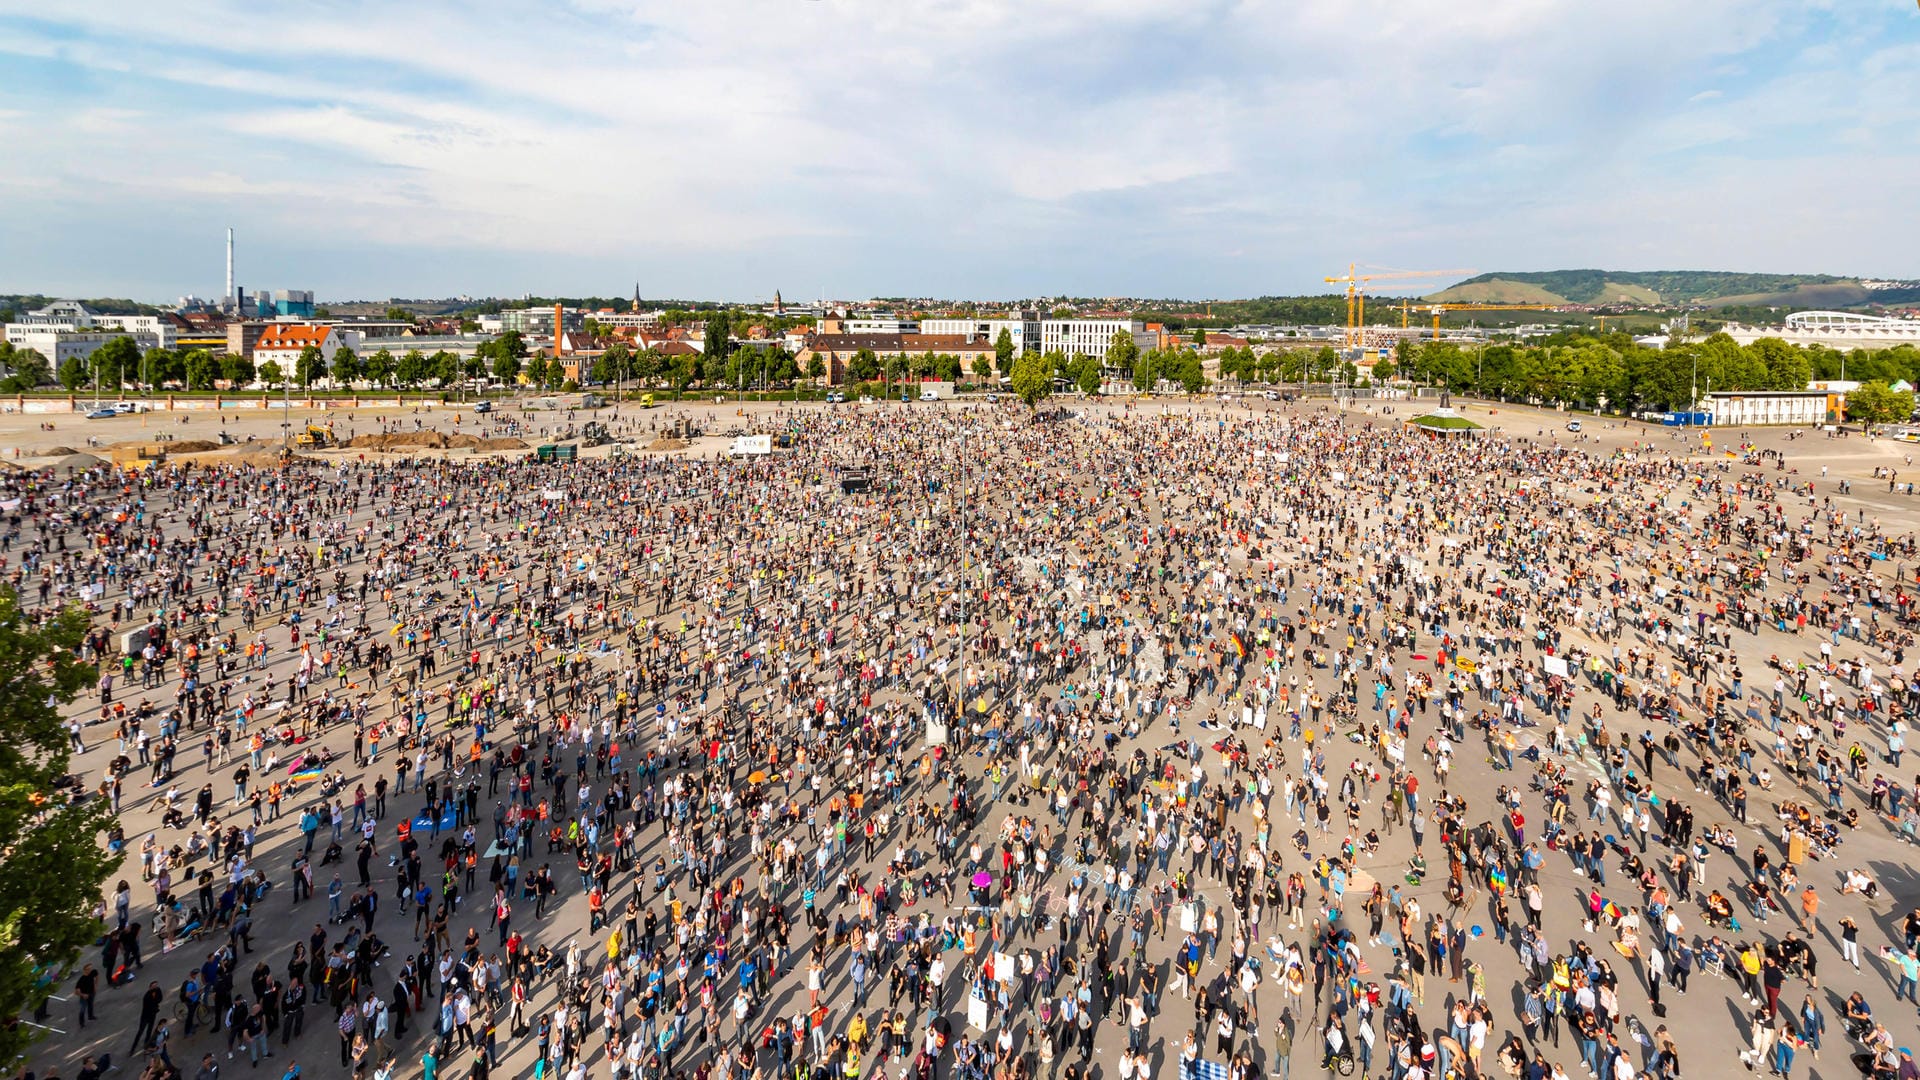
[1428,270,1920,308]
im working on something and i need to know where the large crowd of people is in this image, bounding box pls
[8,398,1920,1080]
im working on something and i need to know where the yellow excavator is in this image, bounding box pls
[295,423,335,449]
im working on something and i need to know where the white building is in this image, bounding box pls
[1040,317,1147,359]
[4,301,177,368]
[251,324,365,376]
[1704,390,1835,427]
[845,315,919,334]
[919,315,1042,355]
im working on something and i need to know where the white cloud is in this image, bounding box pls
[0,0,1909,297]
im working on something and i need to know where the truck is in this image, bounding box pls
[727,434,772,457]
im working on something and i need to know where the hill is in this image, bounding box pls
[1427,270,1861,307]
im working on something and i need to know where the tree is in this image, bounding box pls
[1076,357,1102,395]
[330,346,363,387]
[1106,329,1139,384]
[493,349,523,384]
[221,352,255,388]
[971,356,991,381]
[703,311,732,368]
[0,587,116,1064]
[365,348,395,389]
[258,360,285,388]
[384,306,415,322]
[57,356,88,391]
[1,345,50,391]
[1010,352,1053,411]
[994,329,1015,376]
[183,349,220,391]
[1843,380,1912,431]
[806,355,827,393]
[90,335,140,391]
[395,350,426,389]
[430,351,459,386]
[1372,356,1397,382]
[634,349,664,388]
[1132,348,1158,392]
[1192,327,1207,347]
[140,347,181,388]
[600,342,632,388]
[293,345,325,390]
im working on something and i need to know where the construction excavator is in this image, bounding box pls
[294,423,335,449]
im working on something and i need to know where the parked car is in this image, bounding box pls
[919,388,939,401]
[85,407,118,419]
[1263,390,1279,400]
[858,395,875,405]
[826,391,845,403]
[111,401,148,414]
[473,400,493,413]
[1566,420,1582,432]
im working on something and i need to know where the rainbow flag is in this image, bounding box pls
[289,766,324,784]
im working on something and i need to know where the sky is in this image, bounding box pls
[0,0,1915,304]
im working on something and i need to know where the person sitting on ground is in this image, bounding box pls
[1840,868,1878,899]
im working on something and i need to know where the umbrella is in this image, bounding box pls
[747,771,768,784]
[971,872,992,887]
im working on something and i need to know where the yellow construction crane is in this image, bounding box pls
[1324,266,1475,350]
[1397,301,1557,339]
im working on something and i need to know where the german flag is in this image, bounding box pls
[1229,632,1249,659]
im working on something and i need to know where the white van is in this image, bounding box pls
[727,434,772,457]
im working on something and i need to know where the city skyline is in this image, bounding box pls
[0,0,1915,303]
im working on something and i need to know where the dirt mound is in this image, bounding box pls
[474,437,528,450]
[222,445,307,467]
[47,452,109,471]
[645,437,692,452]
[107,439,222,454]
[345,431,467,450]
[40,446,78,457]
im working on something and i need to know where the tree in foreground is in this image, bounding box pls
[0,587,115,1062]
[1010,352,1053,411]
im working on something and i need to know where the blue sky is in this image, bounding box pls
[0,0,1914,303]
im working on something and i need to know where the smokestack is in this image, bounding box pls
[225,227,235,305]
[554,303,565,355]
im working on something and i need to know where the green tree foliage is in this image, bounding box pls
[1010,352,1054,410]
[395,350,427,388]
[365,348,395,389]
[90,335,141,390]
[971,356,991,380]
[57,356,88,391]
[1842,380,1913,430]
[384,306,415,322]
[430,351,459,386]
[1105,329,1139,382]
[0,343,51,391]
[847,349,880,383]
[183,349,220,391]
[703,311,732,368]
[221,353,255,388]
[1076,357,1102,395]
[994,329,1015,376]
[1191,327,1207,347]
[0,587,116,1064]
[140,347,181,388]
[258,360,285,388]
[294,345,325,390]
[329,346,363,387]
